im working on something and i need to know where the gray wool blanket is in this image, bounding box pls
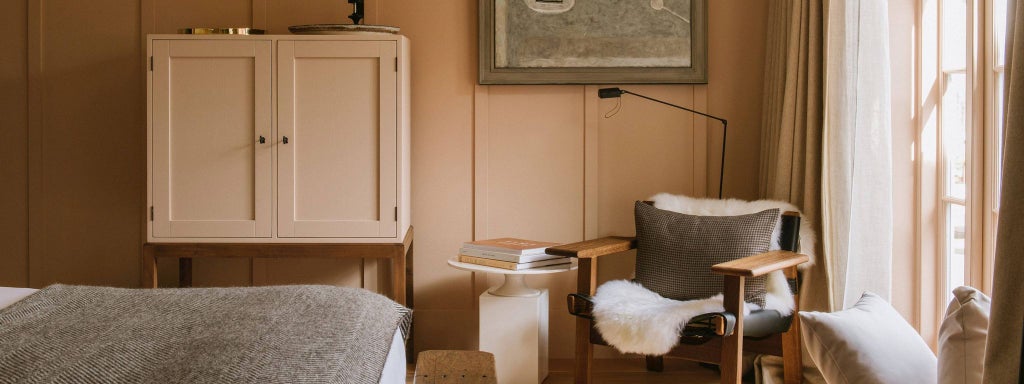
[0,284,412,384]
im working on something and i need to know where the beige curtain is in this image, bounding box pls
[756,0,827,382]
[983,0,1024,382]
[758,0,828,315]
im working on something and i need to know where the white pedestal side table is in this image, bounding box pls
[447,258,577,384]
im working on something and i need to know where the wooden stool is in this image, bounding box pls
[414,350,497,384]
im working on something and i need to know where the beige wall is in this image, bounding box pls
[3,0,944,360]
[0,0,29,288]
[889,0,920,334]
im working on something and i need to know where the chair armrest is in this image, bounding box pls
[546,236,636,259]
[711,250,809,277]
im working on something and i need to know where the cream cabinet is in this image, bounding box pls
[147,35,410,243]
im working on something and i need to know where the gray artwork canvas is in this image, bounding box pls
[494,0,692,68]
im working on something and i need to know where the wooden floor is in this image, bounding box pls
[407,358,723,384]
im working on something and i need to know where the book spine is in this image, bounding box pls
[459,248,558,262]
[458,255,519,270]
[460,245,549,256]
[458,255,569,270]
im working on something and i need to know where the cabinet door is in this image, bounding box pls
[151,40,272,238]
[277,40,398,238]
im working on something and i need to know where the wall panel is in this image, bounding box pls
[596,86,699,238]
[28,0,144,287]
[478,85,586,359]
[264,0,347,34]
[254,258,364,288]
[151,0,253,33]
[378,0,479,352]
[0,0,29,287]
[707,0,770,200]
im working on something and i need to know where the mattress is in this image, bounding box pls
[0,287,406,384]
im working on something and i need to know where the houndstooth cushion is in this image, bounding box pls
[633,201,779,307]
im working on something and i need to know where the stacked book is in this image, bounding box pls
[459,238,570,270]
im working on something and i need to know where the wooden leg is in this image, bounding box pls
[574,258,596,384]
[782,322,803,384]
[782,275,802,384]
[178,258,192,287]
[720,275,745,384]
[391,246,407,306]
[575,317,594,384]
[406,239,414,309]
[646,356,665,372]
[404,239,415,364]
[141,245,158,288]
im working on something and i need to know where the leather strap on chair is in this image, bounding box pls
[688,312,737,339]
[781,212,803,296]
[779,212,800,252]
[788,277,801,295]
[567,293,595,320]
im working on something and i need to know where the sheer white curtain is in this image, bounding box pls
[821,0,894,310]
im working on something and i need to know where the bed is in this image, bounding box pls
[0,285,409,384]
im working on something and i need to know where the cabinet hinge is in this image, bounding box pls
[150,206,154,221]
[394,57,398,72]
[149,56,153,71]
[394,207,398,221]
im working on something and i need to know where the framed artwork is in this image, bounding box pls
[478,0,707,85]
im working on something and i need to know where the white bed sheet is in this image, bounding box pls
[0,287,406,383]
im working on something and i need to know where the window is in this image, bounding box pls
[921,0,1004,318]
[982,0,1006,294]
[938,0,969,296]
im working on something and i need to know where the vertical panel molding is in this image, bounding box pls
[0,0,31,286]
[472,84,489,300]
[26,0,44,288]
[251,0,267,30]
[694,84,709,197]
[583,85,599,239]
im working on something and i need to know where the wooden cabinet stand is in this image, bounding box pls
[142,228,414,307]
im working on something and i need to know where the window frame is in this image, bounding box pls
[916,0,1001,343]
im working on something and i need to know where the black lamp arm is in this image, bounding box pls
[602,88,728,199]
[619,90,728,128]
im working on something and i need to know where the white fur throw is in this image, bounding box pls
[591,194,816,356]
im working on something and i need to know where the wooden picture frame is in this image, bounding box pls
[478,0,707,85]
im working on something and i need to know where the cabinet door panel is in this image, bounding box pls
[152,40,272,238]
[278,40,398,238]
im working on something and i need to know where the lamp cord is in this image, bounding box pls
[604,97,622,118]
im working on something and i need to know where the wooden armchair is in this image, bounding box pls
[546,210,808,384]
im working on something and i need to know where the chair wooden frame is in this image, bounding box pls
[547,212,808,384]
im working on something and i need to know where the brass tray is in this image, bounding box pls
[178,28,265,35]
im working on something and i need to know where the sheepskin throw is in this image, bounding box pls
[591,194,815,356]
[0,284,412,384]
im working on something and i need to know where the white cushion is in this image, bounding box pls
[799,292,937,384]
[938,286,990,384]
